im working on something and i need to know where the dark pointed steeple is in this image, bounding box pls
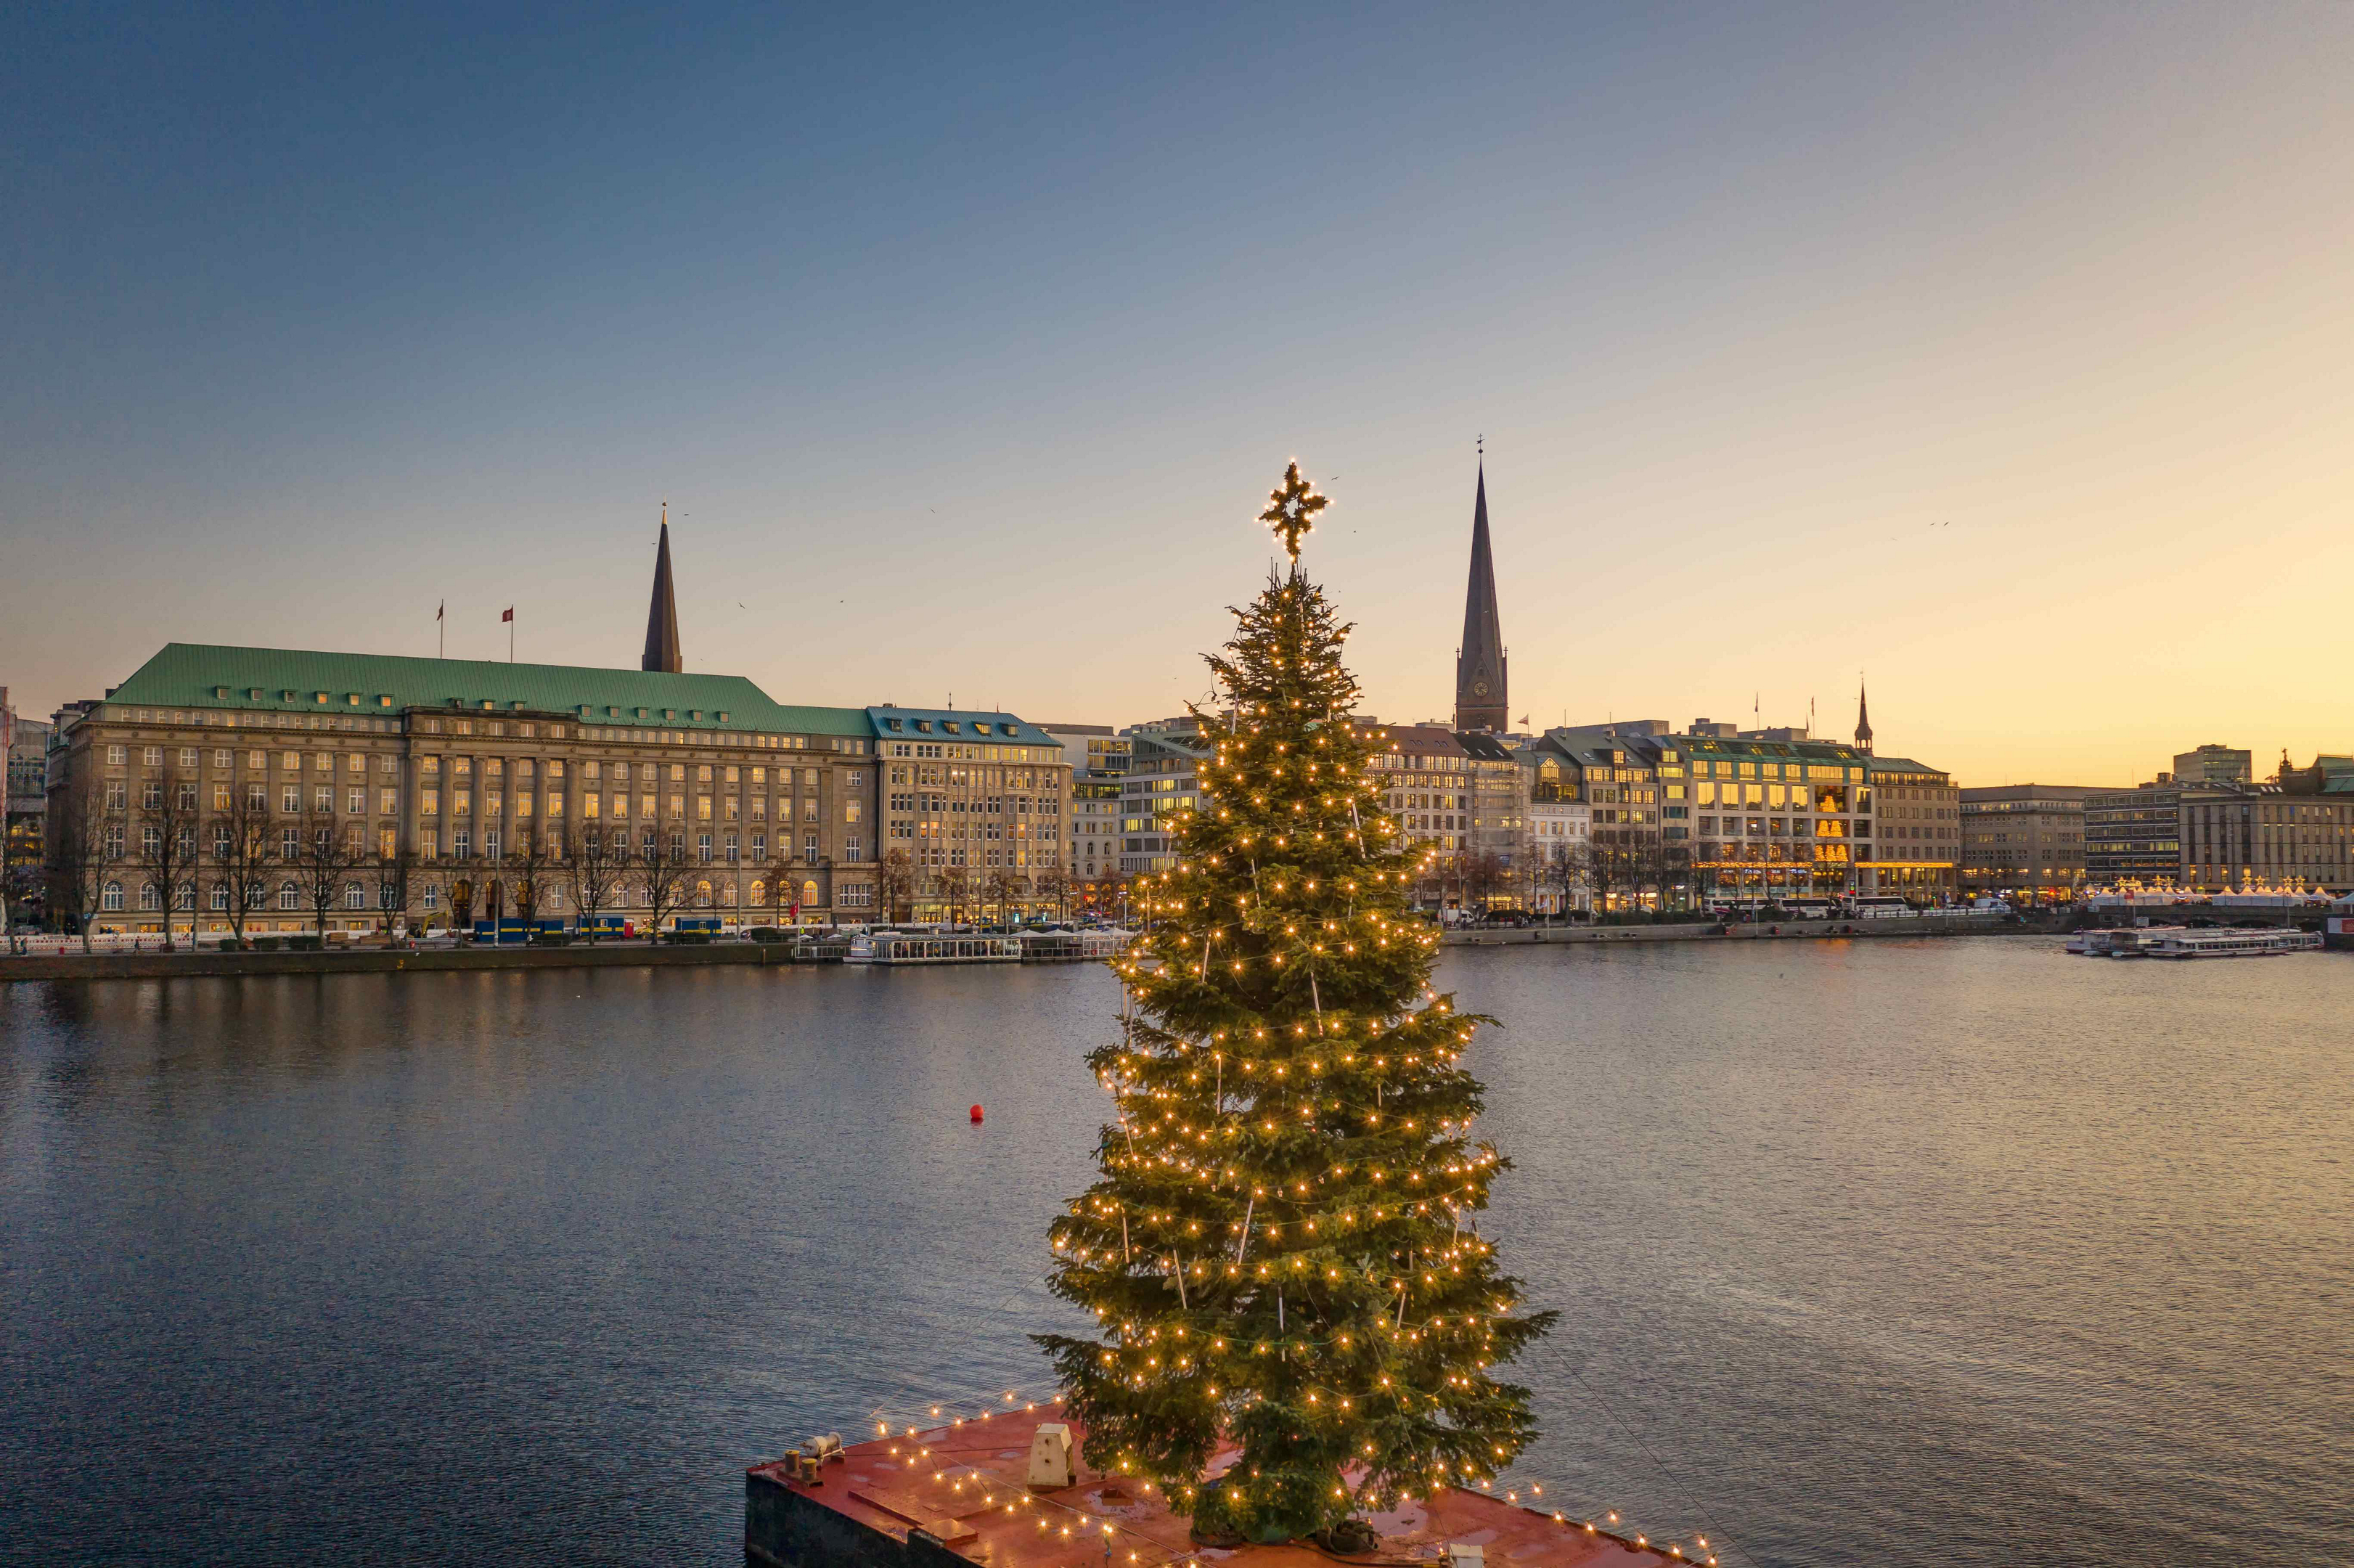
[1854,678,1873,754]
[642,506,682,674]
[1454,457,1507,732]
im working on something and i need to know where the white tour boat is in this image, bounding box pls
[2145,929,2322,960]
[846,929,1022,965]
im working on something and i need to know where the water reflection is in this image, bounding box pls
[3,942,2348,1567]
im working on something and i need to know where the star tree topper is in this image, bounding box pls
[1258,461,1328,560]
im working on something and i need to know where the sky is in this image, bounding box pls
[4,2,2350,785]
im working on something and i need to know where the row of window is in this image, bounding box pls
[109,709,399,734]
[909,846,1058,867]
[417,791,849,822]
[419,757,845,785]
[106,746,400,772]
[97,875,882,915]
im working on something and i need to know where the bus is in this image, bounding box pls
[1846,896,1913,918]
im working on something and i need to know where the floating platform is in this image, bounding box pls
[747,1402,1707,1568]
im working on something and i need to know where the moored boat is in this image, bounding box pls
[2146,929,2322,960]
[842,928,1021,964]
[2079,926,2186,957]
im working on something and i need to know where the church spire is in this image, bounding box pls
[642,505,682,674]
[1854,677,1873,754]
[1454,451,1507,732]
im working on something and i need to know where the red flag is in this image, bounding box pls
[502,606,514,623]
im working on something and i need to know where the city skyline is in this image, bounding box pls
[12,494,2333,792]
[7,4,2353,785]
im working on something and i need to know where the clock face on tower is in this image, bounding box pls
[1472,680,1490,698]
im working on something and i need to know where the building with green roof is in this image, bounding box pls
[45,640,1069,939]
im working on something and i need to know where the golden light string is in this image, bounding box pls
[843,1386,1727,1567]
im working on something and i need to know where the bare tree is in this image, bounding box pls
[373,844,416,938]
[1034,865,1071,924]
[290,807,362,942]
[876,849,915,924]
[1548,836,1590,917]
[1460,852,1506,915]
[1586,833,1637,915]
[1637,837,1693,915]
[760,849,798,929]
[210,775,276,945]
[937,865,970,925]
[1095,870,1132,925]
[981,864,1018,926]
[640,832,692,936]
[561,822,623,941]
[505,823,555,927]
[133,765,203,950]
[49,772,117,952]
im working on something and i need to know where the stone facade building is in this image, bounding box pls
[872,705,1071,920]
[1368,722,1469,850]
[1676,730,1863,902]
[40,528,1071,938]
[1861,756,1960,903]
[1960,785,2106,902]
[44,643,890,936]
[1523,794,1592,913]
[2087,756,2354,894]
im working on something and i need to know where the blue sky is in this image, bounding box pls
[7,3,2352,782]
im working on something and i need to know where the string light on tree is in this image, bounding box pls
[1036,463,1554,1548]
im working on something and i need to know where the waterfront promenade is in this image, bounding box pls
[0,915,2053,983]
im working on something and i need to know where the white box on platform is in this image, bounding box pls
[1027,1424,1074,1488]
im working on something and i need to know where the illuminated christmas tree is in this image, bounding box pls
[1037,462,1553,1545]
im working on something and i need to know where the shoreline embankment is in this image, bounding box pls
[1439,912,2056,947]
[0,915,2061,984]
[0,940,814,984]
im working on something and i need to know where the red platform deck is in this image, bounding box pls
[746,1402,1712,1568]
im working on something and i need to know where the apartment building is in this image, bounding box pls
[1118,717,1208,876]
[1960,785,2106,902]
[1042,724,1131,895]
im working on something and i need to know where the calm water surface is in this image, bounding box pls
[4,940,2349,1566]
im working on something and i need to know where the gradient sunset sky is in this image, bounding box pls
[6,3,2350,785]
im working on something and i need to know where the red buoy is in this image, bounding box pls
[970,1104,984,1123]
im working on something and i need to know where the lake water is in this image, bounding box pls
[4,939,2348,1567]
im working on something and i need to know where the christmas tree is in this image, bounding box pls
[1037,462,1553,1546]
